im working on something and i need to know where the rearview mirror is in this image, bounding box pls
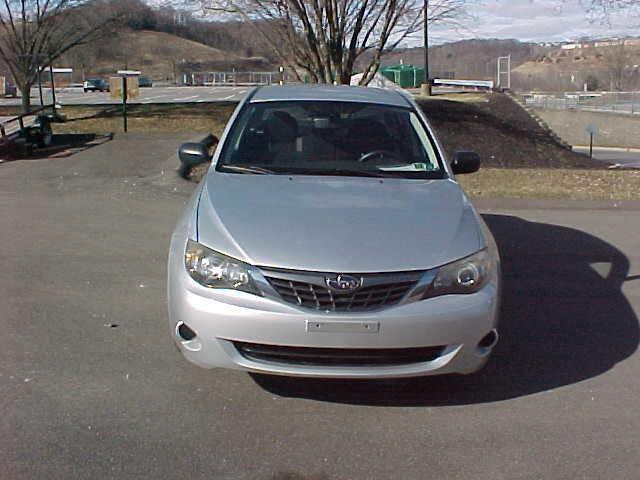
[178,142,211,178]
[451,151,481,175]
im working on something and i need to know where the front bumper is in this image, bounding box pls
[168,246,500,379]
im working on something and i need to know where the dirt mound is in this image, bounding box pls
[418,93,602,169]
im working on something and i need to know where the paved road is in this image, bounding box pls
[1,137,639,479]
[573,146,640,168]
[0,85,464,107]
[0,86,251,106]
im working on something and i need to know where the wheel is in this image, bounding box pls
[36,121,53,148]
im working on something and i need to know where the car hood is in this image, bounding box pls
[197,173,484,272]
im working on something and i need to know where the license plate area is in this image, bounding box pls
[306,320,380,334]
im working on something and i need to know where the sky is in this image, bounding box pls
[427,0,640,45]
[151,0,640,45]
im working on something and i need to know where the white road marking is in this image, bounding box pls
[140,95,167,102]
[1,86,255,106]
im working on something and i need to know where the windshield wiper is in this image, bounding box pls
[295,168,387,178]
[219,164,275,175]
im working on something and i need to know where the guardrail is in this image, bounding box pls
[433,78,494,90]
[522,91,640,115]
[184,71,278,86]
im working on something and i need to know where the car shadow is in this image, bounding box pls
[1,133,113,161]
[251,214,639,406]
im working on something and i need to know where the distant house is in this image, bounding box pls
[594,39,621,48]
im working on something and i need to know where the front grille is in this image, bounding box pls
[234,342,446,367]
[260,268,423,312]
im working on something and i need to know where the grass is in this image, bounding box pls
[51,104,234,136]
[186,166,640,200]
[458,168,640,200]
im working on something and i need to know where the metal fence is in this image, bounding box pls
[183,71,278,86]
[522,92,640,115]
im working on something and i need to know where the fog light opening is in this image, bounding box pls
[176,321,197,341]
[478,329,499,350]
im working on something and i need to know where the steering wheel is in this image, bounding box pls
[358,150,400,163]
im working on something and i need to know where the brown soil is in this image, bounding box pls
[51,92,604,173]
[416,93,601,168]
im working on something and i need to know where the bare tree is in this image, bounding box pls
[603,40,629,91]
[580,0,640,22]
[196,0,467,85]
[0,0,123,112]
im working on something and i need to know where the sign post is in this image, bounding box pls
[123,76,128,132]
[111,70,140,133]
[586,124,598,160]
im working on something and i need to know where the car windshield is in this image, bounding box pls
[216,100,446,179]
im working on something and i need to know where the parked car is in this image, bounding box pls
[83,78,109,92]
[168,85,501,379]
[138,76,153,88]
[4,83,17,97]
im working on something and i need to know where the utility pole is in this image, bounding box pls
[422,0,432,96]
[49,65,57,106]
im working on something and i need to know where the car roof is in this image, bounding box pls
[250,84,411,108]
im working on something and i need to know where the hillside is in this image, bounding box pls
[60,21,640,91]
[513,40,640,91]
[380,39,550,80]
[63,30,272,82]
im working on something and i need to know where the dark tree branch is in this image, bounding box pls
[0,0,125,112]
[199,0,466,85]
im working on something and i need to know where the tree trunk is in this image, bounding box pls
[19,83,32,114]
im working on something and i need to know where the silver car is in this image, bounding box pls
[168,85,500,378]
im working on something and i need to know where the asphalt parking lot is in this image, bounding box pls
[1,134,639,479]
[0,85,466,107]
[0,86,251,106]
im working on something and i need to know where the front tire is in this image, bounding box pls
[36,121,53,148]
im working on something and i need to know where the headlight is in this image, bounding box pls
[413,249,492,301]
[184,240,261,295]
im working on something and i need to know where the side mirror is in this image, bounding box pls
[451,151,481,174]
[179,142,210,166]
[178,142,211,178]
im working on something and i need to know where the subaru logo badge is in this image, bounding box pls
[325,274,362,292]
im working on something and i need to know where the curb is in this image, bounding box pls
[572,145,640,153]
